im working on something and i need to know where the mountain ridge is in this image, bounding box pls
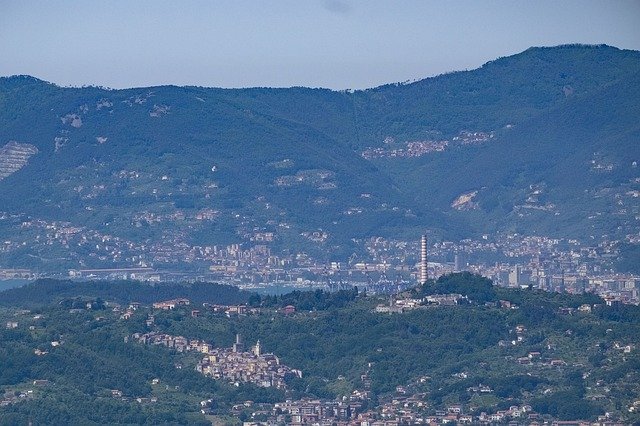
[0,44,638,270]
[3,43,638,90]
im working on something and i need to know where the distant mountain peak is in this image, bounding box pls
[524,43,618,51]
[0,75,52,91]
[0,74,47,84]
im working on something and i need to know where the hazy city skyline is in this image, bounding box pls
[1,0,640,90]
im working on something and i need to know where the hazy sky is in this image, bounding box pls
[1,0,639,90]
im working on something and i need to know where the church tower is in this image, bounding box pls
[233,333,244,353]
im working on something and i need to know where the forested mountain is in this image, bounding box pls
[0,44,638,269]
[384,69,640,237]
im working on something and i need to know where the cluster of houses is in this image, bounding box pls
[119,298,265,320]
[203,303,261,316]
[131,331,206,353]
[356,392,538,425]
[476,405,536,423]
[242,395,548,425]
[0,389,36,408]
[119,298,294,322]
[360,139,449,160]
[196,335,302,389]
[271,394,371,425]
[375,294,467,314]
[515,352,567,367]
[152,298,190,310]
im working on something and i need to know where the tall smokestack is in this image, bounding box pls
[420,235,428,285]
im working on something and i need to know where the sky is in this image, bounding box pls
[1,0,639,90]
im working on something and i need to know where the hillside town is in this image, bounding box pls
[131,331,301,389]
[360,131,495,160]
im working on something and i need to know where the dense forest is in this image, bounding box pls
[0,279,251,309]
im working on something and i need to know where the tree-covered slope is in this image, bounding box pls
[353,44,640,144]
[203,44,640,148]
[0,44,638,269]
[0,77,418,259]
[0,279,252,309]
[380,69,640,237]
[1,275,639,424]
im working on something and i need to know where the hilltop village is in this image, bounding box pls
[118,298,612,425]
[133,330,302,389]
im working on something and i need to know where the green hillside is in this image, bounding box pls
[379,70,640,236]
[0,44,639,269]
[354,44,640,143]
[1,275,639,424]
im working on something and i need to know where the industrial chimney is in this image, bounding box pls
[420,235,428,285]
